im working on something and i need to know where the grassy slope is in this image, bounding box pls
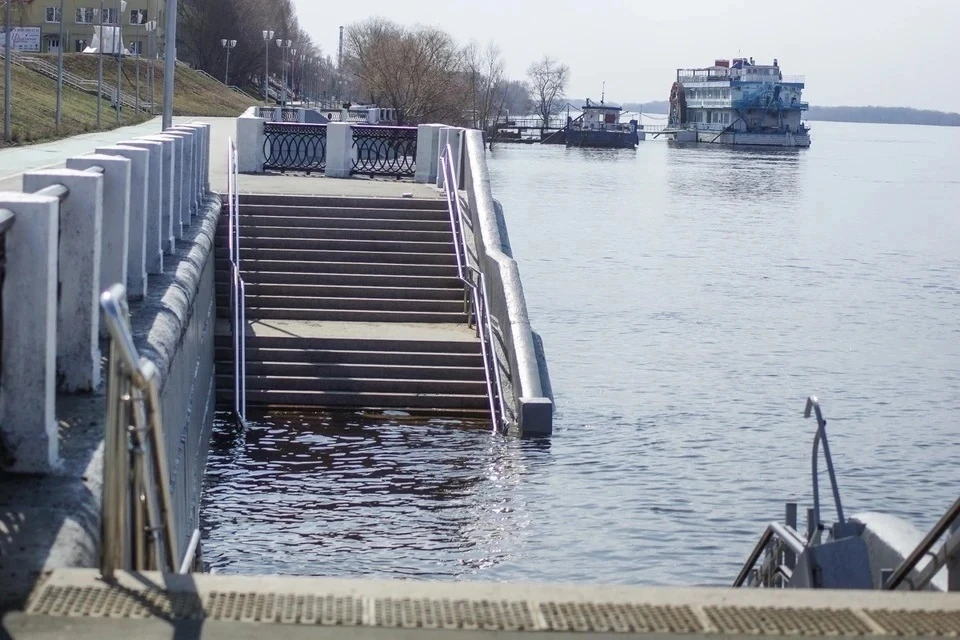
[0,62,152,146]
[0,54,256,147]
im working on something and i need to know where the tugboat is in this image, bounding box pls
[565,97,640,149]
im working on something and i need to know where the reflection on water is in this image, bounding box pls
[202,122,960,585]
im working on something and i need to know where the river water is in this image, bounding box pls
[201,120,960,585]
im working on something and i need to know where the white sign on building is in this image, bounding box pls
[0,27,42,53]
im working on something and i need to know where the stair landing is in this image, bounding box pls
[217,318,477,343]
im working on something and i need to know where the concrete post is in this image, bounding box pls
[182,122,210,196]
[237,113,267,173]
[415,124,442,184]
[297,108,306,123]
[142,134,178,251]
[366,108,379,124]
[22,169,104,393]
[171,124,204,208]
[96,145,150,299]
[66,154,131,311]
[519,397,554,437]
[0,193,60,473]
[436,128,451,190]
[324,123,353,178]
[119,139,164,274]
[162,130,196,223]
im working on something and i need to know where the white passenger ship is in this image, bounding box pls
[665,57,811,147]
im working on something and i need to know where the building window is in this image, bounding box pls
[129,40,143,54]
[76,8,96,24]
[130,9,147,25]
[103,8,120,24]
[45,7,61,22]
[75,39,88,52]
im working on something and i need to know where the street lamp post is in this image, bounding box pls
[262,30,273,104]
[56,0,65,129]
[221,39,236,86]
[161,0,179,130]
[97,0,104,128]
[274,39,291,106]
[144,19,156,114]
[132,40,139,112]
[115,0,127,124]
[4,0,12,141]
[289,47,296,104]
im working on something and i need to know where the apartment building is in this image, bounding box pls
[12,0,167,55]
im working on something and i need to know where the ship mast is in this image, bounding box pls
[601,82,606,105]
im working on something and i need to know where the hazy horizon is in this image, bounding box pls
[292,0,959,112]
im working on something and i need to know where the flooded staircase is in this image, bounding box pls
[213,194,492,419]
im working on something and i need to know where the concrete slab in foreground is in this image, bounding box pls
[5,568,960,639]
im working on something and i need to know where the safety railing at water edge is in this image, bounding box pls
[263,123,327,173]
[227,138,247,424]
[100,284,199,577]
[351,125,417,178]
[884,496,960,591]
[440,143,506,431]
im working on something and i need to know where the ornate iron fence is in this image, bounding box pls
[263,123,327,173]
[351,126,417,178]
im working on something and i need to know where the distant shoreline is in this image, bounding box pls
[618,101,960,128]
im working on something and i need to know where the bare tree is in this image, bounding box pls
[345,18,466,124]
[463,40,506,129]
[527,56,570,128]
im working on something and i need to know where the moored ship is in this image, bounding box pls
[664,57,811,147]
[565,99,640,149]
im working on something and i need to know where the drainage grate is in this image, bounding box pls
[27,585,361,625]
[540,602,704,634]
[867,609,960,637]
[705,605,874,636]
[372,597,534,630]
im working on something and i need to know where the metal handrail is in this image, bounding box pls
[733,521,806,587]
[884,496,960,590]
[805,397,845,539]
[440,143,506,431]
[100,284,181,577]
[227,138,246,424]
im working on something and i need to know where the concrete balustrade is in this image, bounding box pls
[237,107,267,173]
[66,155,131,315]
[23,169,103,393]
[164,129,197,220]
[142,135,178,252]
[0,193,61,473]
[120,139,165,275]
[0,122,215,475]
[96,145,150,299]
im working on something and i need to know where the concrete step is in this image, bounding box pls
[215,346,483,368]
[213,332,482,354]
[214,269,462,289]
[214,225,453,243]
[235,283,465,301]
[216,387,490,411]
[213,259,458,277]
[230,247,457,265]
[218,373,487,396]
[218,294,463,313]
[220,360,486,382]
[233,205,448,222]
[235,308,468,323]
[217,236,455,254]
[218,215,450,232]
[237,194,447,211]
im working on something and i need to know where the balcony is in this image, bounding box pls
[686,98,732,109]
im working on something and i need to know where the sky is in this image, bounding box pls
[292,0,960,112]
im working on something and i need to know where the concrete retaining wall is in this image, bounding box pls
[0,121,219,607]
[461,130,554,437]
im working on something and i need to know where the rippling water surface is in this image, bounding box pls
[202,121,960,584]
